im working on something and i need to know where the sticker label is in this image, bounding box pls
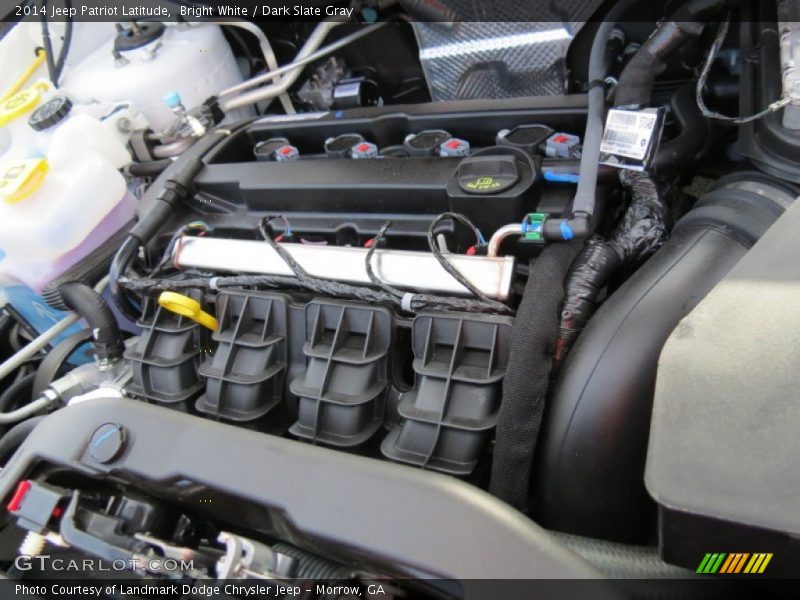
[601,109,658,160]
[600,108,665,171]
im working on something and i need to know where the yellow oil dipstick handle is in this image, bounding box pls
[157,291,218,331]
[0,49,47,104]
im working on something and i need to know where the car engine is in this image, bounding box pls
[0,0,798,596]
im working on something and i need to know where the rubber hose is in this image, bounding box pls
[127,159,172,178]
[615,22,701,107]
[543,0,639,240]
[534,178,788,543]
[109,131,218,321]
[39,3,57,86]
[31,328,92,398]
[0,372,36,412]
[42,222,134,311]
[653,85,712,171]
[53,1,72,84]
[57,283,123,361]
[0,416,44,466]
[109,236,142,323]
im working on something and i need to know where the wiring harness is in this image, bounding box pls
[120,214,514,316]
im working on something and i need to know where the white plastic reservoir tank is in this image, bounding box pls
[0,150,135,293]
[63,22,250,132]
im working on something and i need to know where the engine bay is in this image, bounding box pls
[0,0,799,595]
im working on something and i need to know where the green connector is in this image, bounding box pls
[522,213,547,242]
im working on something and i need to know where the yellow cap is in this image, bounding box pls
[0,81,49,127]
[0,158,48,204]
[158,291,218,331]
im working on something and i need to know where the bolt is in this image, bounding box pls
[116,117,132,133]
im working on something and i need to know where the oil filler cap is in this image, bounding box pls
[89,423,126,464]
[456,155,519,195]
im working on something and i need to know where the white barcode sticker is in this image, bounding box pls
[600,109,660,161]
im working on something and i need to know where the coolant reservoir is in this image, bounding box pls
[29,97,132,168]
[0,80,52,161]
[0,152,135,292]
[1,85,135,168]
[63,23,250,132]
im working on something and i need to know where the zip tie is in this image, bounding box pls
[209,277,219,290]
[401,293,415,312]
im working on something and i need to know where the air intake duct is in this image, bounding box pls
[533,172,795,543]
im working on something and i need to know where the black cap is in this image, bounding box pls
[114,22,166,52]
[324,133,364,159]
[404,129,452,156]
[456,155,520,195]
[496,124,554,153]
[88,423,126,464]
[28,96,73,131]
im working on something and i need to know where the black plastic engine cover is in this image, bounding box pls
[154,95,589,245]
[0,398,601,583]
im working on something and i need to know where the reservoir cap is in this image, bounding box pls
[28,95,72,131]
[163,91,182,109]
[114,22,166,52]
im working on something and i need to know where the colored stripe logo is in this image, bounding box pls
[697,553,773,574]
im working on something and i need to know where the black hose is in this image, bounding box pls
[39,1,57,86]
[0,372,36,412]
[222,26,260,77]
[109,149,209,320]
[542,0,639,241]
[42,222,134,311]
[126,159,172,178]
[0,416,44,466]
[613,0,735,108]
[602,29,626,80]
[109,236,143,323]
[614,21,705,108]
[57,283,123,361]
[653,85,712,171]
[53,0,72,84]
